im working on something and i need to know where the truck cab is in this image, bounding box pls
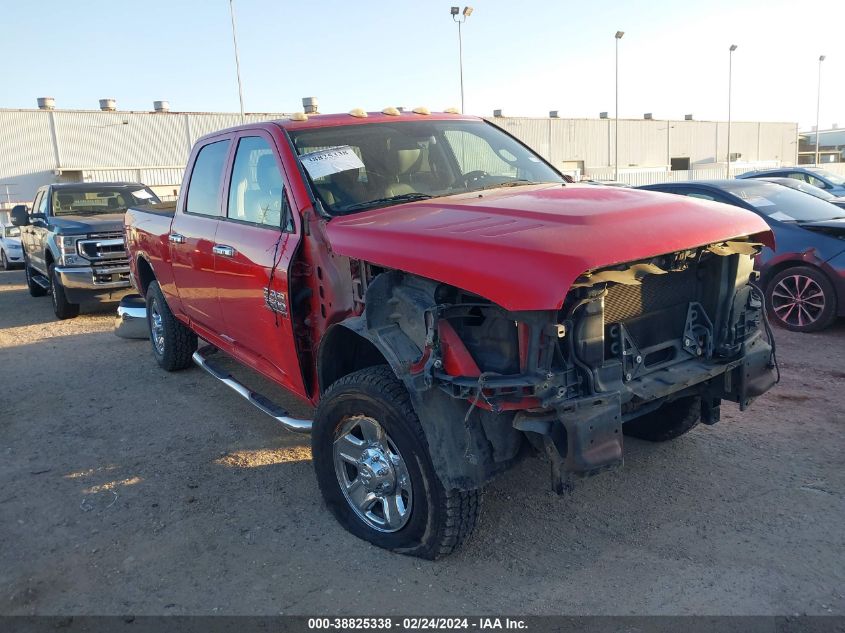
[12,182,160,319]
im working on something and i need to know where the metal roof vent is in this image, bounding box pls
[685,114,694,120]
[599,112,608,119]
[99,98,117,111]
[37,97,55,110]
[644,113,653,120]
[493,109,504,118]
[549,110,560,118]
[302,97,319,114]
[153,100,170,113]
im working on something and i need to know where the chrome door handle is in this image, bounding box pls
[212,244,236,258]
[168,233,186,244]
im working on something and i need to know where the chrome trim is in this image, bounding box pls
[114,294,149,339]
[192,346,312,433]
[212,244,236,257]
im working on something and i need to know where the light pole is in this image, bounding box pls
[726,44,737,178]
[614,31,624,181]
[451,6,473,113]
[815,55,826,165]
[229,0,246,122]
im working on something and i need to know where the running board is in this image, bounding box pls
[31,273,50,289]
[192,346,312,433]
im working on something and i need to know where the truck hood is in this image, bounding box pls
[50,214,126,235]
[326,184,773,311]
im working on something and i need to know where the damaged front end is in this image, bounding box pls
[355,239,778,493]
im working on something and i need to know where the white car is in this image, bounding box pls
[1,223,24,270]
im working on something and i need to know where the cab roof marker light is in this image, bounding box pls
[382,106,401,116]
[412,106,431,115]
[444,107,460,114]
[349,108,368,118]
[289,112,308,121]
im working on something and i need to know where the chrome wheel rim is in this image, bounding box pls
[333,415,412,533]
[771,274,825,328]
[150,300,165,355]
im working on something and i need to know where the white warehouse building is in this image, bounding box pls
[0,98,798,206]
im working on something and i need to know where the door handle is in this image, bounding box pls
[212,244,236,258]
[168,233,186,244]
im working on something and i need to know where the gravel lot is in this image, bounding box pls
[1,268,843,616]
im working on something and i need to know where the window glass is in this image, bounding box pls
[50,187,160,216]
[227,136,291,230]
[806,174,827,188]
[683,191,716,201]
[186,140,231,216]
[30,192,43,216]
[786,172,809,183]
[289,120,562,216]
[37,191,49,215]
[720,180,845,222]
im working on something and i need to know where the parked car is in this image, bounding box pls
[11,182,161,319]
[737,167,845,196]
[638,179,845,332]
[757,176,845,210]
[124,111,776,558]
[1,217,25,269]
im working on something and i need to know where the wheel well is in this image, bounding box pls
[762,260,827,288]
[45,250,54,266]
[317,325,390,394]
[136,256,156,296]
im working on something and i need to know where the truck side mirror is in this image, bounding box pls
[10,205,29,226]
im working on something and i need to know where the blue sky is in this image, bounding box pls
[0,0,842,129]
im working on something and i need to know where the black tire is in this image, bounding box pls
[766,266,837,333]
[312,365,482,559]
[623,396,701,442]
[1,250,9,271]
[24,256,47,297]
[48,264,80,319]
[146,280,197,371]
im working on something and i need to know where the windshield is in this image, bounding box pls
[288,119,563,215]
[4,226,21,238]
[52,187,161,216]
[723,181,845,223]
[807,168,845,186]
[763,178,835,201]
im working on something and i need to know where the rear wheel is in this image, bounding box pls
[49,264,79,319]
[146,281,197,371]
[623,396,701,442]
[24,257,47,297]
[312,365,482,559]
[766,266,836,333]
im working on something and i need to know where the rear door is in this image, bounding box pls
[213,131,307,398]
[169,137,232,335]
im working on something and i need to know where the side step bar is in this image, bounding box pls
[192,346,312,433]
[31,273,50,289]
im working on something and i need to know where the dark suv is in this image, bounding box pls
[12,182,161,319]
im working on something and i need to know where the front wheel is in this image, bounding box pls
[49,264,80,320]
[312,365,482,559]
[146,281,197,371]
[766,266,837,333]
[1,250,9,271]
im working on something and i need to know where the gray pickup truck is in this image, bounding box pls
[11,182,161,319]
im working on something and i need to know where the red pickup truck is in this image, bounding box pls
[124,110,777,558]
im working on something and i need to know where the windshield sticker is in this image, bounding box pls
[744,196,775,207]
[73,198,107,206]
[768,211,794,221]
[299,146,364,180]
[132,189,154,200]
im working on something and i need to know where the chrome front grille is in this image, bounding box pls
[77,232,128,264]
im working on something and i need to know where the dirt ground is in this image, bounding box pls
[0,268,843,616]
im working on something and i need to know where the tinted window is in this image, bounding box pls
[227,136,292,230]
[720,181,845,222]
[186,140,231,216]
[37,191,49,215]
[808,168,845,186]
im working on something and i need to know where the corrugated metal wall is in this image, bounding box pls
[486,116,798,172]
[0,108,798,203]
